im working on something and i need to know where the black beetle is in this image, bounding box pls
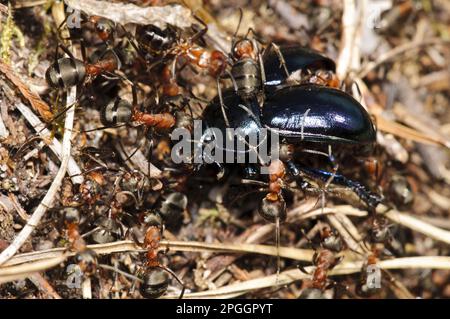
[263,45,336,90]
[198,84,381,209]
[202,85,375,152]
[261,85,376,146]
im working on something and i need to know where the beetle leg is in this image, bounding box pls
[286,162,382,209]
[324,145,339,188]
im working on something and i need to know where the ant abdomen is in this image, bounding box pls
[91,217,122,244]
[46,58,86,89]
[140,268,170,299]
[231,58,261,98]
[298,287,326,299]
[158,192,187,227]
[75,249,98,276]
[259,197,286,223]
[136,24,176,56]
[100,98,133,126]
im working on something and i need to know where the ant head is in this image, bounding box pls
[93,17,115,42]
[144,211,163,229]
[232,38,255,59]
[320,227,343,252]
[267,159,285,178]
[370,217,392,243]
[91,216,122,244]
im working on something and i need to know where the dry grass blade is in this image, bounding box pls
[28,273,62,299]
[375,113,450,149]
[1,240,314,268]
[15,102,83,184]
[64,0,193,28]
[336,0,364,79]
[0,86,76,266]
[162,256,450,299]
[297,205,450,246]
[0,4,78,264]
[0,241,315,283]
[358,38,450,78]
[384,209,450,245]
[0,60,53,122]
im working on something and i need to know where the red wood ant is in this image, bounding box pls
[100,82,176,130]
[356,246,382,297]
[133,18,228,99]
[259,159,287,223]
[45,44,119,90]
[298,226,344,298]
[63,208,98,276]
[138,211,185,299]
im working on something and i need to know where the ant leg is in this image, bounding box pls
[244,27,265,43]
[224,69,238,92]
[300,228,319,250]
[131,81,138,108]
[329,280,359,299]
[130,267,145,293]
[147,141,155,182]
[119,135,146,165]
[266,42,290,78]
[216,78,231,127]
[275,215,281,279]
[158,265,186,299]
[298,265,312,275]
[79,36,88,62]
[81,123,127,133]
[58,43,77,61]
[116,23,148,60]
[190,14,208,43]
[38,100,78,133]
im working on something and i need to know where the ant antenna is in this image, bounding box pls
[231,8,244,49]
[275,216,281,280]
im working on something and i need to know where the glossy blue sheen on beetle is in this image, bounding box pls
[261,85,376,145]
[201,90,263,155]
[263,45,336,87]
[202,90,262,135]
